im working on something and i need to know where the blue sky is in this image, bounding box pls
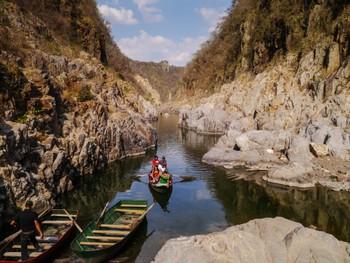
[96,0,232,66]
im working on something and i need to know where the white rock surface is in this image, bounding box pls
[153,217,350,263]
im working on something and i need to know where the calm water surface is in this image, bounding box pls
[57,114,350,262]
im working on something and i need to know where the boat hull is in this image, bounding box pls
[0,209,78,263]
[149,183,173,194]
[70,200,148,263]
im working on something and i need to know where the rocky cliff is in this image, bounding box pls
[0,0,157,214]
[176,1,350,190]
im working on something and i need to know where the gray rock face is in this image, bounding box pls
[181,39,350,190]
[0,51,157,210]
[153,217,350,263]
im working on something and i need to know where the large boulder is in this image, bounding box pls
[153,217,350,263]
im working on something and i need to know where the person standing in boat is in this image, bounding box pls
[10,200,43,260]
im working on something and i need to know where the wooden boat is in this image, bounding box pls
[148,184,172,212]
[0,208,78,263]
[70,200,151,263]
[149,172,173,193]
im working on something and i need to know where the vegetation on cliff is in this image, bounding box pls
[178,0,350,96]
[0,0,158,210]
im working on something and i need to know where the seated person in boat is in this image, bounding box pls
[159,156,167,171]
[149,165,160,184]
[159,172,171,188]
[10,200,43,261]
[152,155,159,168]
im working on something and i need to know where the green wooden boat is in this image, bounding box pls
[70,200,151,263]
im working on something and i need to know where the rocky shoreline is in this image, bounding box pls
[178,48,350,192]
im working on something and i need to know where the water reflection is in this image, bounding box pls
[208,168,350,242]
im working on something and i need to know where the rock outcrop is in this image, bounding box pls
[153,217,350,263]
[178,2,350,190]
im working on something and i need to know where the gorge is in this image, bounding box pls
[0,0,350,262]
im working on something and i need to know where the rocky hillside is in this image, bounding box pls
[176,1,350,190]
[130,60,184,104]
[0,0,158,214]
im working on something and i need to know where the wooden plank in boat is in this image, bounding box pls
[100,224,130,229]
[42,220,73,224]
[92,230,130,235]
[87,236,123,241]
[51,214,77,218]
[115,209,144,214]
[12,244,52,250]
[120,204,147,208]
[80,241,114,246]
[3,251,42,258]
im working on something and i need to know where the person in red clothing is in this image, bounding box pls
[151,155,159,168]
[149,165,160,184]
[11,201,43,260]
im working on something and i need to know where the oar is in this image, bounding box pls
[130,174,148,180]
[0,208,52,249]
[63,209,83,233]
[129,201,156,230]
[96,202,109,228]
[171,174,197,181]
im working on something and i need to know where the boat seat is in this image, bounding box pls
[120,204,147,208]
[3,252,42,258]
[80,241,114,246]
[100,224,130,229]
[51,214,77,218]
[86,236,123,241]
[42,220,73,224]
[92,230,130,236]
[12,244,52,250]
[115,209,144,214]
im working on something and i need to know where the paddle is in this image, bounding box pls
[63,209,83,233]
[171,174,196,181]
[129,201,156,230]
[96,202,109,228]
[0,208,52,249]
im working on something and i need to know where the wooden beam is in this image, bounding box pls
[92,230,130,236]
[100,224,130,229]
[3,252,42,258]
[12,244,52,250]
[80,241,114,246]
[120,204,147,208]
[42,220,73,224]
[51,214,77,218]
[87,236,123,241]
[115,209,144,214]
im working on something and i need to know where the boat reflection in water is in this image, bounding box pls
[148,184,173,213]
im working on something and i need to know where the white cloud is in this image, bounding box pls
[117,30,206,66]
[196,7,226,32]
[132,0,164,23]
[98,4,138,25]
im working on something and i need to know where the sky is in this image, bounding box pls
[96,0,232,66]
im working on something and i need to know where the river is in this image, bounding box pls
[57,114,350,262]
